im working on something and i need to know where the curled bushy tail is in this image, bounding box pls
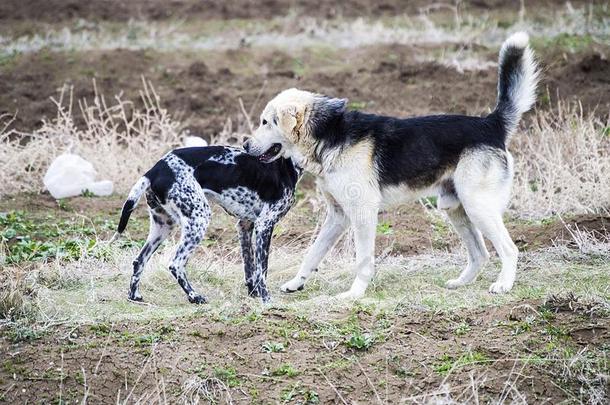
[493,32,540,139]
[117,177,150,233]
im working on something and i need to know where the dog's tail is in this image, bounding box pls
[117,176,150,234]
[492,31,539,140]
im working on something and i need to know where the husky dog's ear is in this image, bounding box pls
[277,103,305,139]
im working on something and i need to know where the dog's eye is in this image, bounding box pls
[262,119,267,125]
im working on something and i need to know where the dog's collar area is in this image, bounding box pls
[258,143,282,163]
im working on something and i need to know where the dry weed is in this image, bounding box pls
[511,102,610,218]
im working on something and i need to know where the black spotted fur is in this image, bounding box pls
[117,146,301,304]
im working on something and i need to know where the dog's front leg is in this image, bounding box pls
[336,204,378,301]
[253,223,274,303]
[236,219,258,297]
[281,198,348,293]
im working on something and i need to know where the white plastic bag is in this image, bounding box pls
[43,153,114,199]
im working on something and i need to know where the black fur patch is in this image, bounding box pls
[312,109,506,188]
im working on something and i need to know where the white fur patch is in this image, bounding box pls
[502,31,529,49]
[498,31,540,137]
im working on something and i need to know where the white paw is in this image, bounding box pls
[280,278,305,293]
[335,289,365,301]
[445,278,466,290]
[489,281,513,294]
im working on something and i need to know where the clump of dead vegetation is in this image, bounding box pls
[511,102,610,218]
[0,79,253,197]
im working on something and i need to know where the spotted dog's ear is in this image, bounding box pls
[277,103,305,140]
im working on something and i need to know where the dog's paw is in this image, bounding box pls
[445,278,466,289]
[489,281,513,294]
[247,285,260,298]
[188,294,208,304]
[128,293,143,302]
[280,278,305,293]
[334,290,364,301]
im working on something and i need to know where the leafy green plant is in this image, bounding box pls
[345,332,374,351]
[280,385,298,401]
[272,363,299,377]
[454,322,471,336]
[280,384,319,403]
[262,341,285,353]
[214,366,240,387]
[6,323,45,343]
[376,221,393,235]
[56,199,71,211]
[303,389,320,403]
[420,196,438,208]
[0,210,113,264]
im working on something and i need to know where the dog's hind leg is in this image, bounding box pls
[128,202,174,302]
[281,195,349,293]
[444,204,489,289]
[252,222,274,303]
[168,188,211,304]
[438,180,489,289]
[456,151,518,293]
[236,219,258,297]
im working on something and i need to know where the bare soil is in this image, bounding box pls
[0,0,594,23]
[1,297,608,403]
[2,44,608,136]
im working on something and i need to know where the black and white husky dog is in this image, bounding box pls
[116,146,301,304]
[244,32,539,300]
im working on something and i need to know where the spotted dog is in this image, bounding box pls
[116,146,301,304]
[244,32,539,299]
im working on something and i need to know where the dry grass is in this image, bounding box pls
[511,102,610,218]
[0,226,600,325]
[1,3,607,56]
[0,78,181,195]
[0,79,252,197]
[3,86,607,218]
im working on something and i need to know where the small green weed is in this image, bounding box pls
[272,363,299,377]
[5,323,45,343]
[214,366,240,387]
[262,341,286,353]
[376,221,393,235]
[454,322,471,336]
[280,384,319,403]
[345,332,374,351]
[434,351,490,375]
[89,323,111,336]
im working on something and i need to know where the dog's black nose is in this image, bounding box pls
[243,139,251,152]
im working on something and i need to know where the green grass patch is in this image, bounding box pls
[213,366,241,387]
[434,351,490,375]
[0,210,120,264]
[271,363,300,377]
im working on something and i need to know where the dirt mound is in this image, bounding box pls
[546,52,610,110]
[510,214,609,251]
